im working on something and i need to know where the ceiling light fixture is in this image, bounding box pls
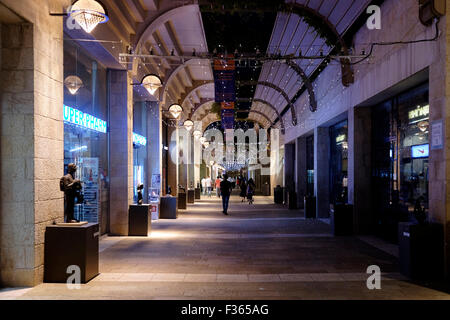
[183,119,194,132]
[141,74,162,96]
[193,130,202,139]
[168,104,183,119]
[69,0,109,33]
[64,75,83,95]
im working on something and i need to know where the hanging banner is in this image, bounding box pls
[213,55,236,130]
[221,102,235,130]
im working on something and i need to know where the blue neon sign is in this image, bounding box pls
[133,133,147,146]
[63,105,107,133]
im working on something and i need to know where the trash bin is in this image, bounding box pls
[398,222,444,280]
[178,192,187,210]
[304,196,316,219]
[274,185,283,204]
[330,203,353,236]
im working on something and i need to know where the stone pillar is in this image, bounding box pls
[167,120,178,196]
[314,127,330,218]
[0,2,65,286]
[296,137,307,209]
[178,128,189,192]
[146,101,161,193]
[348,106,373,234]
[284,143,295,192]
[108,70,133,235]
[270,129,283,196]
[188,134,195,189]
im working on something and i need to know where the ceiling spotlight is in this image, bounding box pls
[193,130,202,139]
[168,104,183,119]
[141,74,162,96]
[64,75,83,95]
[69,0,109,34]
[183,119,194,132]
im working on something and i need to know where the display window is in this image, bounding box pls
[133,101,148,203]
[329,121,349,204]
[306,135,314,197]
[63,40,109,233]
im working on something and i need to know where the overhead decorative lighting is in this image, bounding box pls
[69,0,109,34]
[418,120,429,132]
[203,141,210,149]
[199,137,207,145]
[168,104,183,119]
[141,74,162,96]
[183,119,194,132]
[193,130,202,139]
[64,75,83,95]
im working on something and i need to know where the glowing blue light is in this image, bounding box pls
[133,133,147,146]
[63,105,107,133]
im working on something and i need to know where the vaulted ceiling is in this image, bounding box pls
[64,0,374,132]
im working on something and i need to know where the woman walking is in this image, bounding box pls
[239,179,247,202]
[247,178,255,204]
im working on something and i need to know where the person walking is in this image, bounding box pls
[205,176,212,197]
[247,178,256,204]
[201,177,206,195]
[239,179,247,202]
[215,176,222,198]
[220,174,232,215]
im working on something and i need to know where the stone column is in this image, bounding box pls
[108,70,133,235]
[314,127,330,218]
[296,137,307,209]
[284,143,295,192]
[146,101,161,193]
[167,120,178,196]
[178,128,189,192]
[348,106,373,233]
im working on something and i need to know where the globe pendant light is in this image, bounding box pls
[64,75,83,95]
[168,104,183,119]
[69,0,109,34]
[183,119,194,132]
[141,74,162,96]
[193,130,202,139]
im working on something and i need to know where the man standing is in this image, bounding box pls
[220,174,232,215]
[215,176,222,198]
[60,163,82,223]
[205,176,212,197]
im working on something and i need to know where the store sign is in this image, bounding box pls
[133,133,147,146]
[63,105,107,133]
[408,105,429,122]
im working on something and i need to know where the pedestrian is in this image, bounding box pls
[247,178,255,204]
[201,177,206,195]
[220,174,232,215]
[239,179,247,202]
[215,175,222,198]
[205,176,212,197]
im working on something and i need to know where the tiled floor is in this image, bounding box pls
[1,195,449,300]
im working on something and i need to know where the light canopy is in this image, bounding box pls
[169,104,183,119]
[69,0,109,33]
[64,75,83,95]
[183,119,194,132]
[141,74,162,96]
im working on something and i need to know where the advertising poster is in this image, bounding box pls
[80,157,99,223]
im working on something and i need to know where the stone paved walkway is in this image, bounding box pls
[1,195,449,300]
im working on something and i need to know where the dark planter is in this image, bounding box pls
[274,186,283,204]
[288,191,297,210]
[304,196,316,219]
[398,222,444,281]
[160,196,178,219]
[262,183,270,196]
[128,204,151,236]
[177,192,187,210]
[330,204,354,236]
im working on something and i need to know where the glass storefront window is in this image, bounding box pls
[63,40,109,233]
[330,121,348,204]
[306,135,314,196]
[133,101,148,203]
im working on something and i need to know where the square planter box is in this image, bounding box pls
[304,196,316,219]
[128,204,151,236]
[178,192,187,210]
[160,196,178,219]
[398,222,444,281]
[187,189,195,204]
[195,188,201,199]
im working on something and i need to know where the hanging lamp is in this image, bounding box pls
[64,75,83,95]
[69,0,109,33]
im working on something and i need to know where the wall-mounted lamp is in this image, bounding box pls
[168,104,183,119]
[69,0,109,33]
[193,130,202,139]
[183,119,194,132]
[141,74,162,96]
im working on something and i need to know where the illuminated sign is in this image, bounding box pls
[133,133,147,146]
[336,134,346,144]
[63,105,107,133]
[411,144,429,159]
[408,105,429,122]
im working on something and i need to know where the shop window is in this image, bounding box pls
[133,101,148,203]
[330,121,348,204]
[306,135,314,196]
[63,40,109,233]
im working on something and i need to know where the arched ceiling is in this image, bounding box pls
[68,0,373,134]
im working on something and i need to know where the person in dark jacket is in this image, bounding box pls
[220,174,233,215]
[247,178,256,204]
[239,179,247,202]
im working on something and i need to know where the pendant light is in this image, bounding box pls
[141,74,162,96]
[193,130,202,139]
[183,119,194,132]
[69,0,109,33]
[168,104,183,119]
[199,137,207,145]
[64,75,83,95]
